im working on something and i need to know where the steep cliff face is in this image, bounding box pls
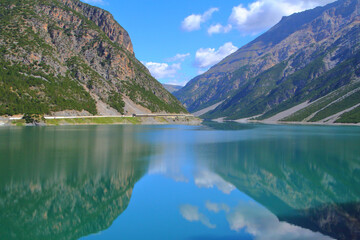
[0,0,186,116]
[175,0,360,123]
[58,0,133,54]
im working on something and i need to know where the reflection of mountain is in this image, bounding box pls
[0,126,152,240]
[196,125,360,240]
[0,175,139,240]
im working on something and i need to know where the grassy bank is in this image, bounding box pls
[45,117,142,126]
[9,116,202,126]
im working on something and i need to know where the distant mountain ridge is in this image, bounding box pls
[162,84,183,93]
[175,0,360,123]
[0,0,187,116]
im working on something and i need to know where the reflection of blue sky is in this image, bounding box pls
[84,153,332,240]
[83,125,345,240]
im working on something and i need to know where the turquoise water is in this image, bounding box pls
[0,123,359,240]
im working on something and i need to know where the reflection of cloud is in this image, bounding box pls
[195,170,235,194]
[206,201,230,213]
[227,201,333,240]
[180,204,216,229]
[148,158,188,183]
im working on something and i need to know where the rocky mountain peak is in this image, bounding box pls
[58,0,134,54]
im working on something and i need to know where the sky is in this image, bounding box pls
[82,0,336,86]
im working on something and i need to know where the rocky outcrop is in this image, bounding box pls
[58,0,133,54]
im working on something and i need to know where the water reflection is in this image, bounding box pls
[194,124,360,240]
[0,126,152,240]
[0,124,359,240]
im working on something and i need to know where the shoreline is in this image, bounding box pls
[1,115,203,127]
[2,116,359,127]
[239,119,360,127]
[211,117,360,127]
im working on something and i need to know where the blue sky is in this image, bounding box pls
[82,0,336,86]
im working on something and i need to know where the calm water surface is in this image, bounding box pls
[0,123,359,240]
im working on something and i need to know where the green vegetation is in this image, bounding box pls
[177,1,360,122]
[309,90,360,122]
[22,113,43,124]
[11,119,26,126]
[121,81,186,113]
[154,116,167,123]
[283,84,360,122]
[255,49,360,121]
[107,91,125,114]
[255,55,326,120]
[203,62,288,119]
[335,106,360,123]
[0,62,97,116]
[45,117,141,125]
[66,56,103,84]
[0,0,187,117]
[205,48,360,121]
[0,0,54,55]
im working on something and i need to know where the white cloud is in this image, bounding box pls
[229,0,336,34]
[143,62,181,80]
[166,53,190,62]
[208,24,232,35]
[194,170,236,194]
[181,8,219,31]
[180,204,216,229]
[227,201,333,240]
[194,42,238,70]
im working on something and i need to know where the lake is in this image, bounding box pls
[0,123,359,240]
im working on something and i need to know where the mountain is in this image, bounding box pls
[0,0,187,116]
[175,0,360,123]
[162,84,183,93]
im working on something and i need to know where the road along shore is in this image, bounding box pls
[2,114,202,126]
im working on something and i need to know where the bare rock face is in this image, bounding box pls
[0,0,186,116]
[58,0,134,54]
[175,0,360,123]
